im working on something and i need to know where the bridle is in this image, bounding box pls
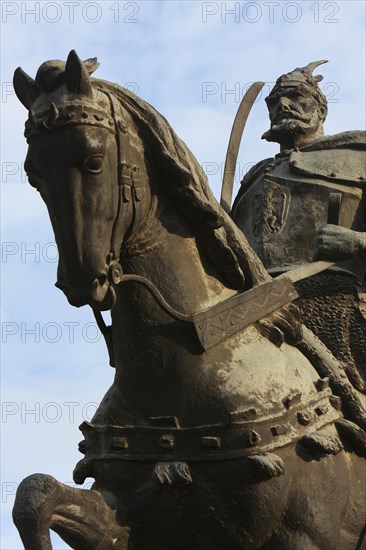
[25,86,147,362]
[25,86,143,278]
[99,89,143,274]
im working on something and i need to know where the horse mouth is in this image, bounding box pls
[56,276,116,311]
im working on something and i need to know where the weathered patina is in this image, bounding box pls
[231,61,366,395]
[12,52,366,550]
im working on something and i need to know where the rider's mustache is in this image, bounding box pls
[272,110,312,124]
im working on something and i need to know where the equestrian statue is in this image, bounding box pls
[12,51,365,549]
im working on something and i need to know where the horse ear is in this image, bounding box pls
[65,50,93,96]
[83,57,100,75]
[13,67,40,109]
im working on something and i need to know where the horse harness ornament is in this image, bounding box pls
[74,383,348,483]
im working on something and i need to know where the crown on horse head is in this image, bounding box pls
[266,60,329,111]
[13,50,116,140]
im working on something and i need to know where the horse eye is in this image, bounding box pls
[84,155,104,174]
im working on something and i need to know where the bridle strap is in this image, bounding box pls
[101,89,143,264]
[100,89,128,263]
[91,90,143,367]
[93,309,115,367]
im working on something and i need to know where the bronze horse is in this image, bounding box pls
[12,51,366,550]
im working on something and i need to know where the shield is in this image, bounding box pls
[233,173,364,277]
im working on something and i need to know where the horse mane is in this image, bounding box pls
[94,79,270,291]
[29,57,269,291]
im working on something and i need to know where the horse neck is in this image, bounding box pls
[113,116,236,314]
[120,195,236,314]
[107,112,236,379]
[99,201,231,426]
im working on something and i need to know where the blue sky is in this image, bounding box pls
[1,1,365,548]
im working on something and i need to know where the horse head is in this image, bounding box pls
[14,49,272,319]
[14,50,150,310]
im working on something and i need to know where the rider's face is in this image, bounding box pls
[266,85,324,140]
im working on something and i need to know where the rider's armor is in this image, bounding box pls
[231,131,366,393]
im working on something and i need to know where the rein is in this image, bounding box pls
[93,263,298,366]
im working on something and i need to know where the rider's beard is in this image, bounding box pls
[262,116,319,145]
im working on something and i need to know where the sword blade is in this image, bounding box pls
[220,81,264,213]
[278,261,335,284]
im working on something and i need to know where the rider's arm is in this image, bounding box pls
[314,225,366,262]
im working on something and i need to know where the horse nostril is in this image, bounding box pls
[93,275,107,289]
[99,274,107,286]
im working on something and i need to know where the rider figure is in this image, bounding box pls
[231,61,366,394]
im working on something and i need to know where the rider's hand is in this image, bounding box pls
[313,224,366,262]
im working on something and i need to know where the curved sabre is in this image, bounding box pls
[220,81,264,213]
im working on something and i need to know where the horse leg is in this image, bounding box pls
[13,474,129,550]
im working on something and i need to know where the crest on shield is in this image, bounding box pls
[253,179,291,241]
